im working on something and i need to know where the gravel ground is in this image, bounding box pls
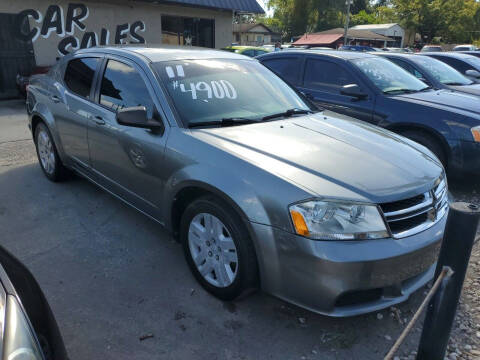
[0,99,479,360]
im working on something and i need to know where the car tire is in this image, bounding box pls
[34,122,69,182]
[401,131,447,168]
[180,196,258,301]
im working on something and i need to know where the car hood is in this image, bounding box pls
[190,112,443,203]
[449,83,480,97]
[393,89,480,116]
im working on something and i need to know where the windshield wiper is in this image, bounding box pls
[261,108,313,121]
[188,118,260,128]
[443,82,471,86]
[383,88,419,94]
[383,86,432,94]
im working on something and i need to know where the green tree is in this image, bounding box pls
[350,10,378,26]
[392,0,480,43]
[267,0,344,40]
[350,0,369,14]
[264,0,480,44]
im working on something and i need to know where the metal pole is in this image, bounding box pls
[417,202,480,360]
[343,0,352,46]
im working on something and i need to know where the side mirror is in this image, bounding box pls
[116,106,164,131]
[340,84,368,99]
[465,69,480,78]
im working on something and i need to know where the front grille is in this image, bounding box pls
[380,177,448,238]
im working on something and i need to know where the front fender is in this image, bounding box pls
[162,163,272,231]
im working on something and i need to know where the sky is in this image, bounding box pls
[257,0,274,16]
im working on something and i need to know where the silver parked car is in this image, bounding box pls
[27,45,448,316]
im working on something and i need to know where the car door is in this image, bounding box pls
[87,56,169,219]
[297,57,374,123]
[53,56,102,167]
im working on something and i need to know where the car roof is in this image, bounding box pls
[420,52,475,59]
[375,52,445,64]
[74,44,253,62]
[373,52,412,59]
[224,45,266,50]
[258,49,377,60]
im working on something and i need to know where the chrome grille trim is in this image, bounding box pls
[381,177,448,239]
[383,192,433,218]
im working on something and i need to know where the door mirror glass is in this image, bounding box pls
[340,84,368,99]
[116,106,163,130]
[465,69,480,78]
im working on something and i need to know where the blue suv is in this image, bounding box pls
[257,50,480,176]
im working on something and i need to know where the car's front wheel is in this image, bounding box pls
[34,123,69,182]
[180,196,258,300]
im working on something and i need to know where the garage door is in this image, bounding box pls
[0,13,36,100]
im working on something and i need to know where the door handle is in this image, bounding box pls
[93,115,105,125]
[50,95,61,103]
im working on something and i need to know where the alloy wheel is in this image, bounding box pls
[37,130,55,175]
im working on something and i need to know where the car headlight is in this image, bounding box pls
[289,200,389,240]
[472,126,480,142]
[0,287,44,360]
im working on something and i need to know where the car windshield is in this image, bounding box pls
[414,56,473,85]
[350,57,429,93]
[153,59,311,126]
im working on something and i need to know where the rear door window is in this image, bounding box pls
[389,58,424,79]
[99,59,154,118]
[303,58,356,93]
[433,56,470,73]
[261,57,302,85]
[64,58,100,99]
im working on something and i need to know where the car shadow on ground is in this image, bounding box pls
[0,163,430,360]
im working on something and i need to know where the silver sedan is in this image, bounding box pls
[27,45,447,316]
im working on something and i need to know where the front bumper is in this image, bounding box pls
[459,140,480,174]
[251,213,446,317]
[450,140,480,175]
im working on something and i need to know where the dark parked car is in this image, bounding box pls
[374,52,480,97]
[458,51,480,59]
[0,245,67,360]
[16,66,51,98]
[421,45,443,52]
[257,50,480,175]
[338,45,375,52]
[420,52,480,83]
[453,45,477,51]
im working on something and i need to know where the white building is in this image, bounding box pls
[350,23,405,47]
